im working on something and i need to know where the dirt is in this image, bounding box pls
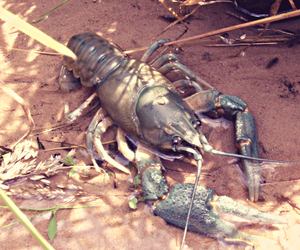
[0,1,300,250]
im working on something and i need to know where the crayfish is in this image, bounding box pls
[59,33,286,248]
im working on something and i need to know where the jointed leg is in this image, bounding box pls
[64,92,98,123]
[116,128,135,162]
[140,39,170,63]
[87,108,131,174]
[158,61,214,90]
[141,40,213,90]
[151,53,182,69]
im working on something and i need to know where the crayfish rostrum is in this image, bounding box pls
[59,33,286,247]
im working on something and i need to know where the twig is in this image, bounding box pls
[159,0,189,30]
[261,179,300,186]
[288,0,297,10]
[39,145,86,152]
[123,9,300,54]
[163,9,300,46]
[234,0,283,56]
[207,42,279,47]
[275,194,300,212]
[33,123,72,135]
[155,4,200,38]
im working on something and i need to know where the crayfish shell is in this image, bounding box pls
[63,33,125,87]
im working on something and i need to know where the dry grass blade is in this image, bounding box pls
[0,81,35,149]
[0,7,76,59]
[0,140,64,183]
[177,0,232,6]
[0,46,62,56]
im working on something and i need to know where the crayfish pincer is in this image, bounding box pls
[59,33,286,247]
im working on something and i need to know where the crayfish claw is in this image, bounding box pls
[58,65,80,91]
[154,183,286,245]
[236,110,260,202]
[212,195,287,224]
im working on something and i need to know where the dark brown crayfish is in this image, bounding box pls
[59,33,286,248]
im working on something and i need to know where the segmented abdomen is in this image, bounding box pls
[63,33,125,87]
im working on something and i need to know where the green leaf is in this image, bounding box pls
[133,175,140,187]
[48,212,57,241]
[128,198,138,209]
[68,167,76,177]
[62,154,75,166]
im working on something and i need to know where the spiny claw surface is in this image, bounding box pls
[154,183,286,244]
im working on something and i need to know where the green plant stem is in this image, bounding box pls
[0,188,55,250]
[33,0,70,23]
[0,210,51,230]
[0,204,98,211]
[0,204,99,231]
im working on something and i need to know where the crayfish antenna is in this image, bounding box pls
[210,149,300,164]
[175,146,203,250]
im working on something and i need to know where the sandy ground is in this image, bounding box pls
[0,1,300,249]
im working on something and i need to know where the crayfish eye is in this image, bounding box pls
[193,120,201,129]
[172,136,182,151]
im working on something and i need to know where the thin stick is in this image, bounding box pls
[155,5,200,38]
[124,9,300,54]
[261,179,300,186]
[159,0,189,30]
[207,42,279,47]
[288,0,297,10]
[39,146,86,152]
[164,9,300,46]
[38,139,116,152]
[234,0,282,56]
[240,37,290,42]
